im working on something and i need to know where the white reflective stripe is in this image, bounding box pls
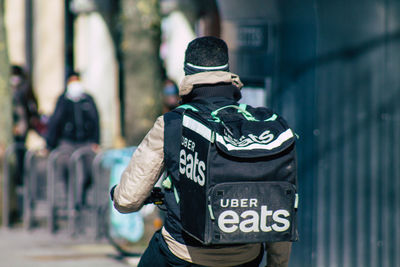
[186,62,229,71]
[208,204,215,220]
[295,193,299,209]
[216,128,294,151]
[182,115,212,141]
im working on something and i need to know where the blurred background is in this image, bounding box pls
[0,0,400,267]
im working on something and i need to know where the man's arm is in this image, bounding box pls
[113,116,165,213]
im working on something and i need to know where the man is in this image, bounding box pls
[9,65,44,222]
[46,71,100,207]
[112,36,292,267]
[46,72,100,150]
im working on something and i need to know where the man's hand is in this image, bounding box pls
[91,143,101,153]
[38,148,50,157]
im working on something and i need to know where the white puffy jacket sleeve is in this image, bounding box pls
[113,116,165,213]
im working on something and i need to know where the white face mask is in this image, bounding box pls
[10,75,22,87]
[66,81,85,101]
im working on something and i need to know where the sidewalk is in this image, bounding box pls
[0,227,141,267]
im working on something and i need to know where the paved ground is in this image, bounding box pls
[0,227,142,267]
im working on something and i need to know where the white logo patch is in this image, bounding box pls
[217,199,291,234]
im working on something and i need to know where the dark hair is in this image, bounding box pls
[184,36,229,67]
[11,65,26,77]
[68,70,80,79]
[64,67,80,82]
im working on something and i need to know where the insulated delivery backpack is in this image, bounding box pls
[174,102,299,245]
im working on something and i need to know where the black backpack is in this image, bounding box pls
[175,102,299,245]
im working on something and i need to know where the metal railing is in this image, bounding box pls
[90,147,137,240]
[2,144,146,245]
[23,149,48,230]
[92,150,111,239]
[46,146,74,233]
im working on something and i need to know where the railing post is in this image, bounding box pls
[92,151,106,239]
[46,148,72,233]
[22,150,36,230]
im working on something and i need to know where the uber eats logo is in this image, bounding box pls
[179,136,206,186]
[217,198,291,234]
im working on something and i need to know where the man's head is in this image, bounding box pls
[67,71,81,84]
[184,36,229,75]
[162,79,180,112]
[66,71,84,101]
[10,65,26,87]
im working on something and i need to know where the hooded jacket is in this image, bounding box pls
[46,93,100,149]
[113,71,291,267]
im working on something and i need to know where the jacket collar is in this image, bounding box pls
[179,71,243,96]
[181,84,241,104]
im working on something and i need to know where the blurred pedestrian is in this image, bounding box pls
[162,78,180,113]
[11,65,45,183]
[46,71,100,208]
[9,65,46,223]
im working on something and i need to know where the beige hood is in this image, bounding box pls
[179,71,243,96]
